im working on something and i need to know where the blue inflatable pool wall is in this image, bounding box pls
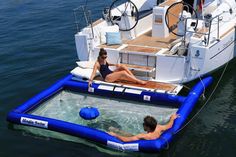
[7,74,213,152]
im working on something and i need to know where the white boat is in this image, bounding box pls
[73,0,236,87]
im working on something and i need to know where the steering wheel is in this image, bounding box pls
[109,0,139,31]
[165,1,198,36]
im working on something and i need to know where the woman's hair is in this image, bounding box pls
[98,48,107,60]
[143,116,157,132]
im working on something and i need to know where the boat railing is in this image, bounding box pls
[183,12,228,47]
[73,5,94,38]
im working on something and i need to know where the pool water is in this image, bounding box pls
[30,90,178,135]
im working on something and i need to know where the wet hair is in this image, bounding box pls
[98,48,107,60]
[143,116,157,132]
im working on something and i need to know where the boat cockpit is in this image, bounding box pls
[73,0,236,88]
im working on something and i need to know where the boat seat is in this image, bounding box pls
[71,66,100,80]
[76,61,95,69]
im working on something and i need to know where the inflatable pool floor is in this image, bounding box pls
[7,74,213,152]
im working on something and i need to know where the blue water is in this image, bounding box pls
[0,0,236,157]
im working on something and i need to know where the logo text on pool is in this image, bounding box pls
[20,117,48,128]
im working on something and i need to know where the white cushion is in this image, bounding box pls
[76,61,95,69]
[71,67,100,80]
[100,25,119,44]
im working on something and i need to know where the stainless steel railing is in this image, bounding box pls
[73,5,94,38]
[183,12,227,47]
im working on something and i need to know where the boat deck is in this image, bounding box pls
[94,76,177,92]
[120,63,154,72]
[120,80,177,92]
[97,30,178,51]
[125,31,177,49]
[98,44,122,49]
[121,45,161,54]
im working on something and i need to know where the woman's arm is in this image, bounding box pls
[88,62,99,87]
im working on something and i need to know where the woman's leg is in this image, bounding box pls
[105,71,146,84]
[114,64,134,77]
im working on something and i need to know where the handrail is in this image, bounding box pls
[207,14,221,45]
[183,11,229,47]
[73,5,94,38]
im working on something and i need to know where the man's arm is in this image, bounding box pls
[109,113,179,142]
[158,113,179,132]
[109,132,148,142]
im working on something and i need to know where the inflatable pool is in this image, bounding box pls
[7,75,213,152]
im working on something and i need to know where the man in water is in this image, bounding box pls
[109,113,179,142]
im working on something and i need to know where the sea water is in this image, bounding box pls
[2,0,236,156]
[29,90,178,135]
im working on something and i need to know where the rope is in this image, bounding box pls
[174,43,233,134]
[198,76,206,100]
[183,84,191,90]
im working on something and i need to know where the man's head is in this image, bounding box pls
[143,116,157,133]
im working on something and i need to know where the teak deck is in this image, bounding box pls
[94,76,176,92]
[120,63,154,71]
[125,31,177,49]
[120,81,177,92]
[121,45,160,54]
[98,31,177,50]
[98,44,122,49]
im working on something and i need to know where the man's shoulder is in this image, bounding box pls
[155,125,164,133]
[135,133,150,139]
[136,132,160,140]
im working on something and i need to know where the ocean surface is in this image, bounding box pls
[0,0,236,157]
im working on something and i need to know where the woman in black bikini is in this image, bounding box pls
[88,48,146,87]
